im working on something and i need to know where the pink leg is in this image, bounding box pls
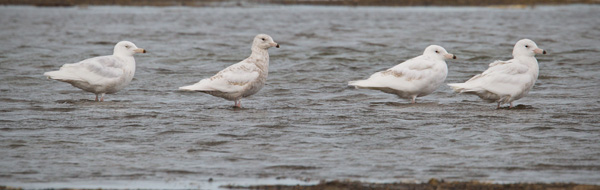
[234,100,241,108]
[411,96,416,104]
[509,102,513,108]
[95,94,99,102]
[100,93,105,102]
[497,102,501,109]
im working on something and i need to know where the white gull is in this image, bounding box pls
[448,39,546,108]
[349,45,456,103]
[44,41,146,101]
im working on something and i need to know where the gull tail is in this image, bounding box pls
[348,79,377,89]
[179,80,212,91]
[43,70,82,82]
[448,83,482,93]
[179,84,201,91]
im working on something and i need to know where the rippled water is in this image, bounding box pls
[1,5,599,189]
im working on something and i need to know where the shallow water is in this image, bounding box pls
[1,5,599,189]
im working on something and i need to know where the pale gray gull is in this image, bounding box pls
[448,39,546,108]
[348,45,456,103]
[44,41,146,101]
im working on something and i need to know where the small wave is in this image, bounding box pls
[8,144,26,149]
[124,114,158,119]
[186,148,230,153]
[87,41,113,45]
[156,130,188,136]
[158,169,203,175]
[195,140,229,146]
[55,99,96,104]
[49,140,82,145]
[175,32,207,36]
[0,98,31,103]
[522,126,555,131]
[266,165,319,170]
[360,41,388,47]
[555,49,599,54]
[313,46,369,55]
[29,106,77,112]
[496,104,535,110]
[152,68,175,75]
[11,170,39,175]
[252,124,287,129]
[466,55,493,61]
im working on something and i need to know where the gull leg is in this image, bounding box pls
[411,96,416,104]
[234,100,241,108]
[497,102,501,109]
[100,93,105,102]
[509,102,513,108]
[95,94,99,102]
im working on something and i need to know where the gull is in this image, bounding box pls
[44,41,146,101]
[349,45,456,103]
[179,34,279,108]
[448,39,546,108]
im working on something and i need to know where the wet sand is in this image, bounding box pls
[3,179,600,190]
[0,0,598,7]
[224,179,600,190]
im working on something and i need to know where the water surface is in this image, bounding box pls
[0,5,599,189]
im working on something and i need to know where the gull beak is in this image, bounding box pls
[444,53,457,59]
[533,48,546,55]
[134,48,147,53]
[270,42,279,48]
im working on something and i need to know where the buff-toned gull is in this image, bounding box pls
[179,34,279,108]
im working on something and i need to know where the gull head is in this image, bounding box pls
[253,34,279,50]
[513,39,546,57]
[424,45,456,60]
[114,41,146,57]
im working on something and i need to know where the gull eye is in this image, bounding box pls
[125,45,130,48]
[525,45,529,48]
[261,38,265,41]
[435,50,439,53]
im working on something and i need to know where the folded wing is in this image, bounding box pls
[179,61,261,93]
[349,56,437,92]
[449,59,530,96]
[44,56,124,86]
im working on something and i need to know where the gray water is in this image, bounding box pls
[1,5,599,189]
